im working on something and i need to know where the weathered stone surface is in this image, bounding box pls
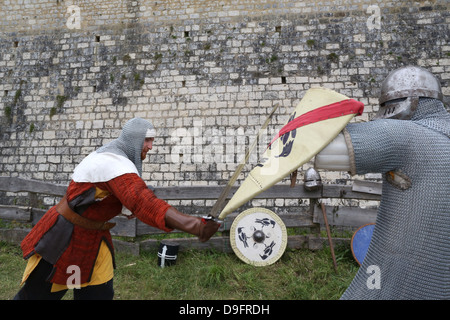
[1,1,449,213]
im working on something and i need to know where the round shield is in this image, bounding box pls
[230,208,287,266]
[351,223,375,266]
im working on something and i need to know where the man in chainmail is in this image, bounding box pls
[315,66,449,299]
[15,117,221,300]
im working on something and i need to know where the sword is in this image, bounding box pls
[205,103,280,220]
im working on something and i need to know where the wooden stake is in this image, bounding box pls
[320,201,338,273]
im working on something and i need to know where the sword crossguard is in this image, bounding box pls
[202,215,223,225]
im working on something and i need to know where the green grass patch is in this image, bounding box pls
[0,241,358,300]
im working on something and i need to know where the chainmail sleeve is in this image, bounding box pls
[345,119,408,175]
[104,173,173,232]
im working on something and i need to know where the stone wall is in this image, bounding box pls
[1,0,449,211]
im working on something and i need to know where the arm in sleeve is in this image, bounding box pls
[103,173,173,232]
[344,120,403,175]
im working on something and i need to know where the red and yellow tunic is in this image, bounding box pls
[20,173,172,288]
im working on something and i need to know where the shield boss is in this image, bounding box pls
[230,208,287,266]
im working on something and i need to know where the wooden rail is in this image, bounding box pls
[0,176,380,254]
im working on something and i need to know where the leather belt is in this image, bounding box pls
[55,195,116,231]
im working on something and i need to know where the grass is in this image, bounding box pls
[0,240,358,300]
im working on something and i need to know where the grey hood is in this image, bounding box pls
[96,117,156,176]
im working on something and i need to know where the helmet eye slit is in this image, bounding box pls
[378,66,443,120]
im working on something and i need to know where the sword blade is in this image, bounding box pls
[208,103,280,218]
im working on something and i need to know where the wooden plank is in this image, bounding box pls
[352,180,382,195]
[31,208,47,226]
[313,205,377,227]
[152,186,228,200]
[136,220,172,236]
[110,215,137,237]
[278,213,316,228]
[322,185,381,201]
[139,236,233,253]
[112,238,140,256]
[0,205,31,222]
[287,235,309,249]
[1,177,380,202]
[257,184,322,200]
[138,238,159,252]
[0,176,67,196]
[152,184,322,200]
[138,235,350,254]
[0,228,30,245]
[307,235,350,250]
[153,184,380,201]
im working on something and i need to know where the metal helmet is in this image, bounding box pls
[303,167,322,191]
[375,66,443,120]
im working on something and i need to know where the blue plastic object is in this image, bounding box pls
[351,223,375,266]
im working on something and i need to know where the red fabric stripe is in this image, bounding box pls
[268,99,364,148]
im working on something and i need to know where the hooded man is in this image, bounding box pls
[14,117,221,300]
[315,66,450,299]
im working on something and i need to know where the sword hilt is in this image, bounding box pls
[201,215,223,225]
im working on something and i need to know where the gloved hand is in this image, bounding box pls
[164,207,221,242]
